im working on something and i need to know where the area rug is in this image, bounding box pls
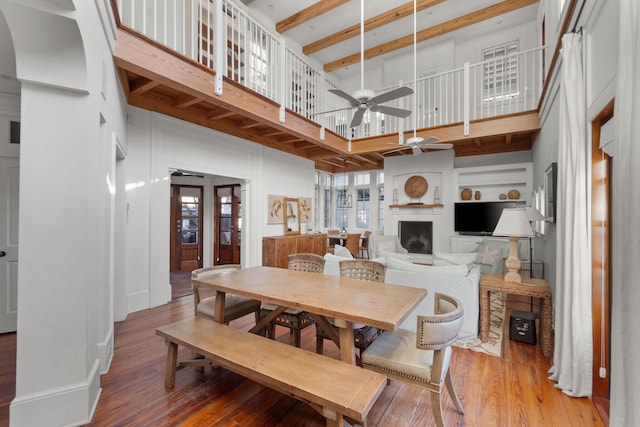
[453,291,506,357]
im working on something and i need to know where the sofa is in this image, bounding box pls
[324,246,481,342]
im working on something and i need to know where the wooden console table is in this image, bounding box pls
[480,274,553,358]
[262,234,327,268]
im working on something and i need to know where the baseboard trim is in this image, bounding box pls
[10,360,101,427]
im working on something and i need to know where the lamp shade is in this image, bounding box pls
[525,206,546,222]
[493,208,534,237]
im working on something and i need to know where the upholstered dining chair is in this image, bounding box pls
[260,253,325,347]
[191,265,262,325]
[361,293,465,427]
[358,230,372,259]
[315,259,386,364]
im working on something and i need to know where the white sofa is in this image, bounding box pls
[323,252,481,342]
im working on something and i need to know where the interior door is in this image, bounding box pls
[170,185,204,272]
[0,157,19,333]
[215,185,241,265]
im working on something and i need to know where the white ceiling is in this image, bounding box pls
[243,0,540,81]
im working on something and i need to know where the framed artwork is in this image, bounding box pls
[268,195,284,224]
[545,162,557,223]
[299,197,312,222]
[284,198,300,235]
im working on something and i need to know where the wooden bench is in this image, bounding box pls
[156,317,387,427]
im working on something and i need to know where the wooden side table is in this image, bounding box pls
[480,274,553,358]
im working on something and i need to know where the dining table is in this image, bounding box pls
[192,265,427,364]
[327,232,361,256]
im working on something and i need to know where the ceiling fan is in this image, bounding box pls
[326,0,413,128]
[384,0,453,156]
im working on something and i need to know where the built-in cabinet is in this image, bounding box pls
[453,162,532,204]
[262,234,328,268]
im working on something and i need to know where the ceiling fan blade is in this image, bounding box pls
[382,145,411,155]
[309,106,355,117]
[370,104,412,118]
[412,145,423,155]
[350,108,366,128]
[369,86,413,105]
[423,143,454,149]
[329,89,360,107]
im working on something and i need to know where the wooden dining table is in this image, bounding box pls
[327,232,361,256]
[192,265,427,364]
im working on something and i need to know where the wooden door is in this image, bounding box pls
[591,101,613,423]
[170,185,203,272]
[0,157,19,333]
[214,185,241,265]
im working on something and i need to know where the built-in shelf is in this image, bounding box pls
[389,204,444,209]
[453,162,532,204]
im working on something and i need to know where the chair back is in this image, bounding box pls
[416,293,464,351]
[191,265,241,309]
[339,259,386,283]
[288,253,325,274]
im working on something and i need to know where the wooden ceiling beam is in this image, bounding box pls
[239,120,262,129]
[351,154,378,165]
[276,0,349,33]
[261,129,286,137]
[130,78,160,95]
[324,0,539,73]
[303,0,444,56]
[174,95,201,109]
[208,110,237,120]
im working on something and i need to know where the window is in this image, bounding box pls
[482,41,519,102]
[356,188,370,229]
[323,188,331,229]
[335,190,348,228]
[378,172,385,230]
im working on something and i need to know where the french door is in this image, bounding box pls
[170,185,203,272]
[214,184,241,265]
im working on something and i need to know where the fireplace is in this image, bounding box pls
[398,221,433,254]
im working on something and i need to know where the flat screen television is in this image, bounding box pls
[454,201,518,235]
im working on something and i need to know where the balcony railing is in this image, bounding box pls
[116,0,545,140]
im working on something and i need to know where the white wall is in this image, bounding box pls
[124,109,316,312]
[383,150,455,253]
[4,1,128,425]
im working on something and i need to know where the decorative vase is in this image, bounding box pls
[508,189,521,199]
[474,191,481,200]
[433,186,441,204]
[499,193,507,200]
[461,188,472,200]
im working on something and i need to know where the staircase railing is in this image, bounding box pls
[116,0,545,140]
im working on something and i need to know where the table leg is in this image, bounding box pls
[480,288,490,342]
[334,319,356,365]
[541,296,553,358]
[214,291,226,324]
[165,340,178,387]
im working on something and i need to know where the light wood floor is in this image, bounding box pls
[0,291,605,426]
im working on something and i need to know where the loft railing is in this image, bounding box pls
[116,0,545,140]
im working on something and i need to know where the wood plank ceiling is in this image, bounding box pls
[113,0,541,173]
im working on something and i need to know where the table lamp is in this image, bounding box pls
[493,208,534,283]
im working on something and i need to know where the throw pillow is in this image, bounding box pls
[433,252,477,269]
[379,250,413,263]
[333,244,353,259]
[475,244,502,265]
[376,239,396,253]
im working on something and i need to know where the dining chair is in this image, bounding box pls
[327,229,340,254]
[191,265,262,325]
[361,293,465,427]
[315,259,386,364]
[358,230,372,259]
[260,253,325,347]
[344,233,360,257]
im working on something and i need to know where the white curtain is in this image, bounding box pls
[611,0,640,425]
[548,33,592,397]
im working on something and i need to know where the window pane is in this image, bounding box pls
[356,188,370,229]
[181,231,198,244]
[182,203,198,216]
[220,204,232,215]
[181,218,199,230]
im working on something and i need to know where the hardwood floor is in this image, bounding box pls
[0,292,605,427]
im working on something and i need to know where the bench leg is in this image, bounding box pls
[165,340,178,387]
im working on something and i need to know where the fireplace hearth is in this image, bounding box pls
[398,221,433,255]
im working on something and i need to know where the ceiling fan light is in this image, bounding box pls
[406,136,424,145]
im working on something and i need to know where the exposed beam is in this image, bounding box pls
[261,129,286,137]
[276,0,349,33]
[208,110,236,120]
[303,0,444,56]
[130,78,160,95]
[351,154,378,165]
[174,95,201,109]
[239,120,262,129]
[505,134,513,144]
[324,0,539,73]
